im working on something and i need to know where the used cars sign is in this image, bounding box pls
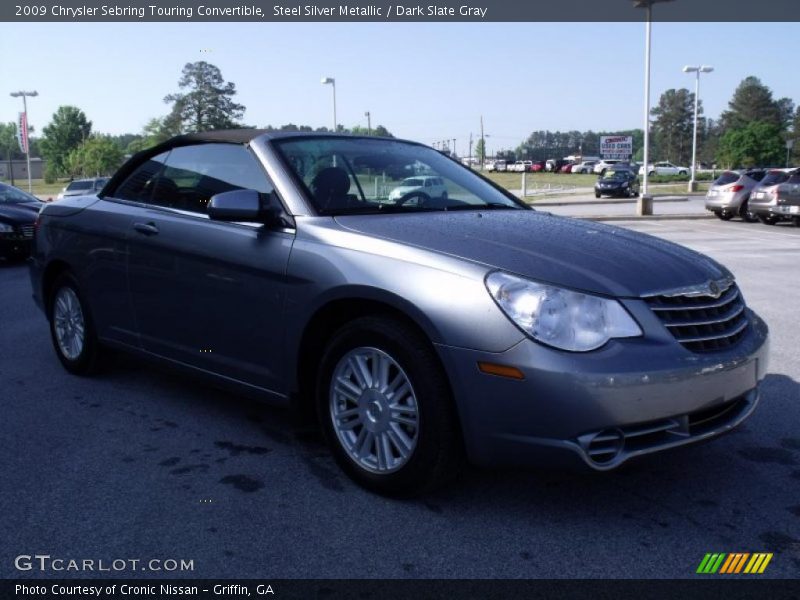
[600,135,633,160]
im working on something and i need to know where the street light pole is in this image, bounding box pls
[321,77,336,132]
[683,65,713,192]
[634,0,674,200]
[642,4,652,196]
[365,111,371,136]
[10,90,38,193]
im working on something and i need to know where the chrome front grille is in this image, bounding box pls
[645,280,748,352]
[20,225,34,238]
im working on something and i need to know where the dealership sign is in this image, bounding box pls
[600,135,632,160]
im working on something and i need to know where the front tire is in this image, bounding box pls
[49,272,102,375]
[715,212,734,221]
[316,316,461,496]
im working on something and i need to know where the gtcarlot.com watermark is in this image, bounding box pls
[14,554,194,573]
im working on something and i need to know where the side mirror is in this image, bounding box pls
[208,189,262,222]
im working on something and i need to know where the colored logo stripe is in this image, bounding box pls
[697,553,773,574]
[697,553,726,573]
[744,553,773,574]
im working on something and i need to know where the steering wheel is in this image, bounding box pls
[394,191,432,207]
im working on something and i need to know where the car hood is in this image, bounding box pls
[334,210,729,298]
[0,202,41,223]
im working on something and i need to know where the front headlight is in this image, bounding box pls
[0,222,14,233]
[485,271,642,352]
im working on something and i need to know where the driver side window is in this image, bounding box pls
[149,143,274,214]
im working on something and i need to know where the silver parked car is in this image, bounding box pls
[29,131,769,495]
[56,177,110,200]
[705,169,766,222]
[748,169,800,226]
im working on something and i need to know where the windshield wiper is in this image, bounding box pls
[445,202,521,211]
[324,204,444,216]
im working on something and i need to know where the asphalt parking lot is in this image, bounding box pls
[1,217,799,579]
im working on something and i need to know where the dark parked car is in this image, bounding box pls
[704,169,766,222]
[0,182,44,260]
[29,131,769,495]
[748,169,800,226]
[594,168,640,198]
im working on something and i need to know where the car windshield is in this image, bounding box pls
[761,171,789,186]
[0,184,39,204]
[602,170,629,180]
[273,137,525,215]
[67,181,94,191]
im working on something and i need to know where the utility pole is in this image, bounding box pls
[469,133,473,167]
[452,138,456,157]
[480,115,485,170]
[10,90,37,193]
[365,111,371,136]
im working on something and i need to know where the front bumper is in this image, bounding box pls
[437,310,769,470]
[595,185,628,197]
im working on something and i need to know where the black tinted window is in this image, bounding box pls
[151,143,272,214]
[746,171,766,182]
[762,171,789,186]
[788,171,800,184]
[114,152,170,202]
[714,171,740,186]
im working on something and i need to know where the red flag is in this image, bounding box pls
[17,112,29,154]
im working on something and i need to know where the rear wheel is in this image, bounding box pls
[758,214,779,226]
[49,273,102,375]
[316,316,462,496]
[715,212,734,221]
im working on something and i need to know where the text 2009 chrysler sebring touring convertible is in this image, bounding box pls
[29,131,769,494]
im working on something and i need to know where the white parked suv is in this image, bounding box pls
[572,161,599,174]
[388,175,448,201]
[509,160,532,173]
[593,160,625,175]
[639,161,689,176]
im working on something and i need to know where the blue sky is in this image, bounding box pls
[1,22,797,154]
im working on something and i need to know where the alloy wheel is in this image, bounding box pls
[53,287,85,361]
[329,346,419,474]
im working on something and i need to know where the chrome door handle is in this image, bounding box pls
[133,222,159,235]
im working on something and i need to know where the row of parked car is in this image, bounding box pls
[705,168,800,226]
[487,157,691,177]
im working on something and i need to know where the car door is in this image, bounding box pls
[124,142,295,395]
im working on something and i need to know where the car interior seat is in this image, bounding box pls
[310,167,352,211]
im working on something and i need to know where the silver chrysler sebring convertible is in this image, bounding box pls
[29,131,769,495]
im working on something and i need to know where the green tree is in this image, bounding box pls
[650,88,699,165]
[66,136,124,177]
[40,106,92,177]
[474,138,486,163]
[349,124,394,137]
[164,61,245,132]
[787,106,800,165]
[716,121,785,168]
[127,115,184,153]
[720,76,784,132]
